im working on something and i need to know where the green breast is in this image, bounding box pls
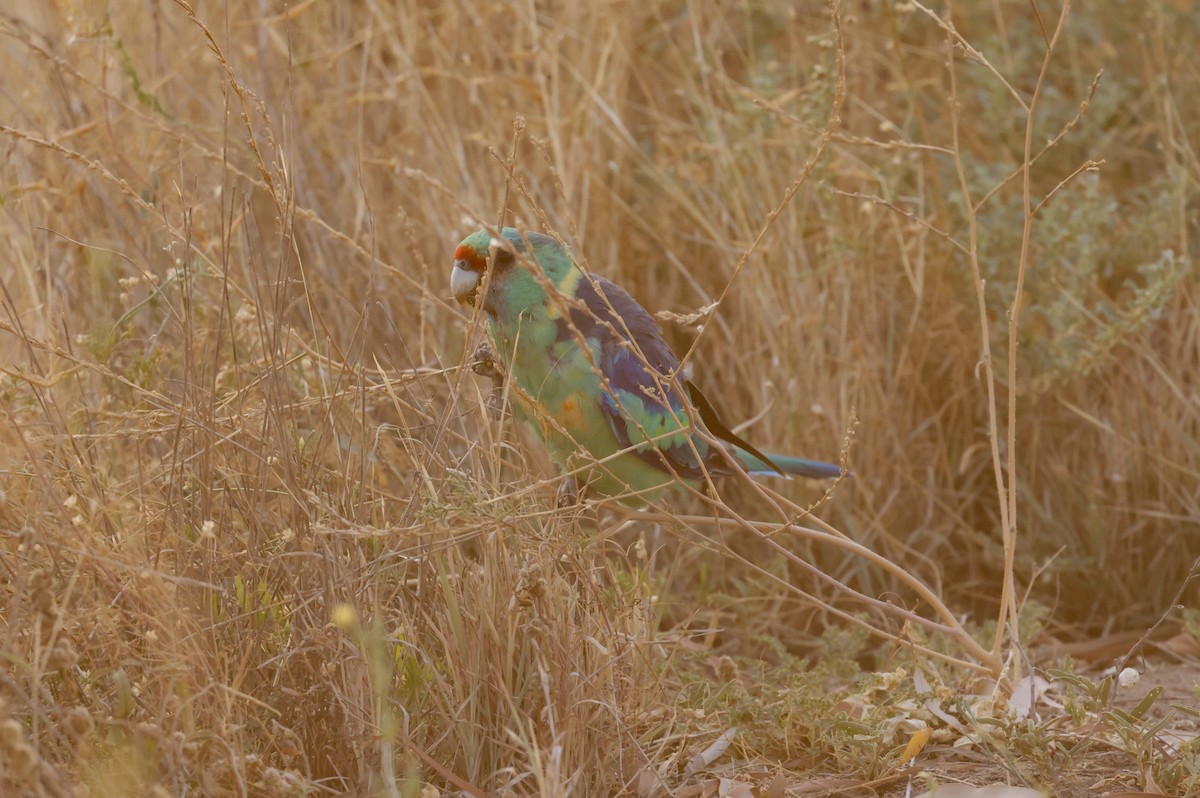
[490,313,678,500]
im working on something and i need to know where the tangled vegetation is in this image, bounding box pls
[1,0,1197,794]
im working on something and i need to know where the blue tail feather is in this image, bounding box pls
[734,448,845,480]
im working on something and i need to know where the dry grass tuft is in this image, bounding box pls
[1,0,1198,793]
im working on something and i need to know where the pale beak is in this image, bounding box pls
[451,260,482,305]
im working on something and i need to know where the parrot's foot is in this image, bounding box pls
[469,342,505,419]
[470,342,503,384]
[555,475,580,509]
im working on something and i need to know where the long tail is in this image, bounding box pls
[684,382,847,481]
[734,447,846,480]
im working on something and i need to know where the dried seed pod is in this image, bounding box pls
[64,706,94,739]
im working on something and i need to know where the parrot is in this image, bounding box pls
[451,227,845,504]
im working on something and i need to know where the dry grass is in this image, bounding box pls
[1,0,1198,794]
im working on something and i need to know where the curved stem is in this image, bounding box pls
[629,509,999,673]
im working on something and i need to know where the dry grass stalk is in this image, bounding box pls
[0,0,1196,793]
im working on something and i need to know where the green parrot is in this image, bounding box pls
[451,227,845,503]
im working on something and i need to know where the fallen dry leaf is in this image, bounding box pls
[1160,631,1200,658]
[682,728,737,780]
[717,778,755,798]
[898,727,931,764]
[912,784,1046,798]
[634,767,664,798]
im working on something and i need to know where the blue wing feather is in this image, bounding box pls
[568,275,708,478]
[567,272,825,482]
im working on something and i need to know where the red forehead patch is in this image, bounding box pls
[453,243,486,271]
